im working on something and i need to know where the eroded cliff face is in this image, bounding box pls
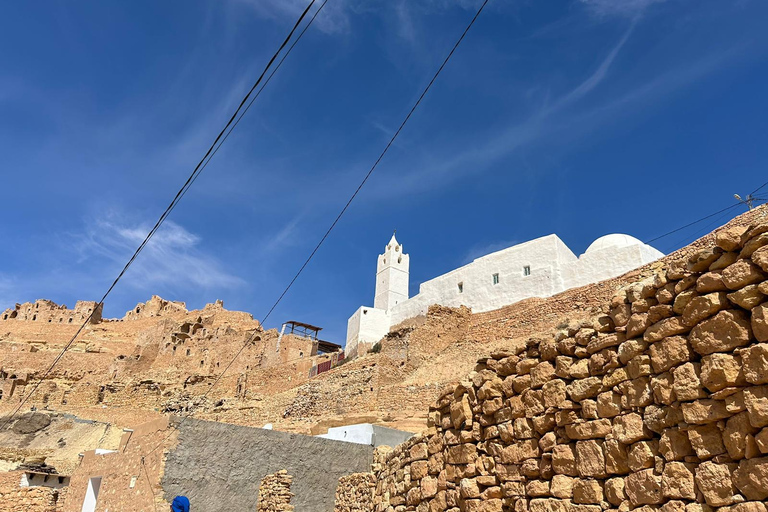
[343,220,768,512]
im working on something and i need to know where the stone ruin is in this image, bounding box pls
[336,221,768,512]
[1,299,102,324]
[257,470,295,512]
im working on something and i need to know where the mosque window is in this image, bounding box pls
[458,282,464,293]
[523,266,531,276]
[492,273,499,285]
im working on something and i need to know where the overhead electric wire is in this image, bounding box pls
[143,0,492,456]
[0,0,320,432]
[751,180,768,195]
[644,202,743,245]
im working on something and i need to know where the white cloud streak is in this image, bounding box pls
[579,0,668,18]
[71,216,244,292]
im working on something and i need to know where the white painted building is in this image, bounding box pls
[345,232,663,358]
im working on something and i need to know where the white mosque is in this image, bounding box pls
[345,232,664,358]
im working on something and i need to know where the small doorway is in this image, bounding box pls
[80,477,102,512]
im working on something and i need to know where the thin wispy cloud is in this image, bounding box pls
[579,0,668,18]
[70,216,244,292]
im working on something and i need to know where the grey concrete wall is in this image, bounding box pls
[161,418,373,512]
[372,425,414,448]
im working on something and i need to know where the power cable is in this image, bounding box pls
[0,0,320,432]
[751,181,768,195]
[143,0,492,456]
[644,202,742,245]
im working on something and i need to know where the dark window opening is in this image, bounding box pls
[492,273,500,285]
[523,266,531,276]
[458,282,464,293]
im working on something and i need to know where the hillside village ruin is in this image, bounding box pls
[1,206,768,512]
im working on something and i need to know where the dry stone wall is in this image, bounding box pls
[336,472,376,511]
[257,470,295,512]
[0,471,63,512]
[361,222,768,512]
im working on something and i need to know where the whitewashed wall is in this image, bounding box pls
[346,233,663,355]
[346,306,390,358]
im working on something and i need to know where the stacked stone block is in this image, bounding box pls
[362,222,768,512]
[336,472,377,511]
[257,470,295,512]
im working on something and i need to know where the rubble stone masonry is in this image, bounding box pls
[257,470,295,512]
[348,220,768,512]
[335,472,376,511]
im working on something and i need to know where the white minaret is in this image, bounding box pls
[374,232,409,311]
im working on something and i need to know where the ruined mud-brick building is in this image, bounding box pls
[0,295,342,419]
[332,220,768,512]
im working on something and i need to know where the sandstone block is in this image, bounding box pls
[673,289,698,316]
[565,419,612,440]
[627,313,651,338]
[681,399,731,424]
[723,260,766,290]
[689,310,752,355]
[597,391,622,418]
[529,498,570,512]
[645,317,690,342]
[604,477,625,506]
[451,395,473,429]
[625,468,663,506]
[742,231,768,258]
[421,476,438,499]
[752,245,768,272]
[649,336,692,373]
[700,353,744,392]
[710,251,740,271]
[733,457,768,500]
[687,424,725,459]
[530,362,555,389]
[696,272,728,293]
[463,498,503,512]
[688,247,724,272]
[542,379,567,408]
[695,460,736,506]
[724,411,758,459]
[604,438,630,475]
[753,303,768,342]
[659,428,694,461]
[526,479,551,497]
[552,444,577,476]
[716,226,748,251]
[756,427,768,454]
[727,284,765,310]
[618,338,648,364]
[612,413,649,444]
[744,385,768,428]
[719,504,768,512]
[673,363,707,401]
[575,440,606,478]
[572,479,603,504]
[550,475,574,499]
[567,377,602,402]
[627,440,658,471]
[662,461,696,500]
[459,478,480,499]
[651,372,676,405]
[683,292,729,326]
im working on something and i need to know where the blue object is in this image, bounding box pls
[171,496,190,512]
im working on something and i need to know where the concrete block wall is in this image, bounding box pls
[359,221,768,512]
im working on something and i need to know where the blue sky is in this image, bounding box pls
[1,0,766,343]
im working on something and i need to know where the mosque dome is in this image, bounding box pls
[584,233,645,254]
